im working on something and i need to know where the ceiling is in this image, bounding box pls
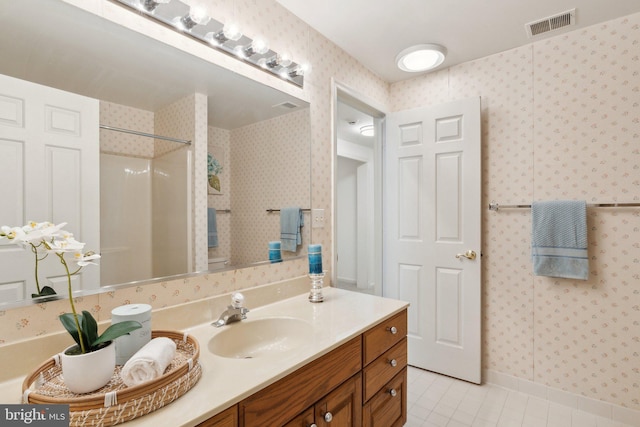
[277,0,640,83]
[337,101,375,147]
[0,0,308,130]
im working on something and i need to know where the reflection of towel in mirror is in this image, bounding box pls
[531,200,588,280]
[121,337,176,387]
[208,208,218,248]
[280,207,303,252]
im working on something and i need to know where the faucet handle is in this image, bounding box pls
[231,292,245,308]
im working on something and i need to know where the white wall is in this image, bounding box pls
[336,156,362,284]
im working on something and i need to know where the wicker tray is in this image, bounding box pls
[22,330,201,427]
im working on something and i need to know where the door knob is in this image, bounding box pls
[455,250,476,260]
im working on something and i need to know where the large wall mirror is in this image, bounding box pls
[0,0,311,307]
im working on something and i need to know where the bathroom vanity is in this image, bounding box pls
[1,285,407,427]
[127,287,408,427]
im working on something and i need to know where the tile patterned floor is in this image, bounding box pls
[406,366,631,427]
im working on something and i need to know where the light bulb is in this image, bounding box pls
[278,52,293,68]
[244,38,269,57]
[222,22,242,41]
[188,6,210,25]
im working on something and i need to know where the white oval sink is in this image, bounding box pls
[208,317,313,359]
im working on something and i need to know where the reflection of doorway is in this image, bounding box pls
[333,84,384,295]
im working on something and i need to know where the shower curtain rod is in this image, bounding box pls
[266,208,311,213]
[99,125,192,145]
[489,201,640,211]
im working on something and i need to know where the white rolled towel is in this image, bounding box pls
[121,337,176,387]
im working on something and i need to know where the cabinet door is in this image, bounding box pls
[315,374,362,427]
[362,368,406,427]
[197,405,238,427]
[283,407,315,427]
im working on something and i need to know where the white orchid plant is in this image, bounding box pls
[0,221,141,355]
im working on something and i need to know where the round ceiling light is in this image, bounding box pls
[396,44,447,72]
[360,125,374,137]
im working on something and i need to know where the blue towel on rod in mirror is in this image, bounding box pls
[531,200,588,280]
[208,208,218,248]
[280,207,303,252]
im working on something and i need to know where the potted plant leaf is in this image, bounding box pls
[1,222,142,393]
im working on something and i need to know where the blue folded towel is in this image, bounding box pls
[208,208,218,248]
[531,200,588,280]
[280,207,303,252]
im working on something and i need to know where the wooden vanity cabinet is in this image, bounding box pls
[198,308,408,427]
[361,310,408,427]
[196,405,238,427]
[284,374,362,427]
[239,337,362,426]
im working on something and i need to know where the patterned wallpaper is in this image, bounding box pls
[230,108,311,265]
[391,14,640,410]
[207,126,232,262]
[99,101,155,158]
[3,0,638,415]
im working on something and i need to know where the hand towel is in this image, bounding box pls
[531,200,589,280]
[121,337,176,387]
[208,208,218,248]
[280,207,304,252]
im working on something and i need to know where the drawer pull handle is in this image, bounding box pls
[389,388,397,397]
[310,424,318,427]
[389,358,397,367]
[324,412,333,422]
[387,326,398,334]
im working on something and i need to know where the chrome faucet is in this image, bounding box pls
[213,292,249,327]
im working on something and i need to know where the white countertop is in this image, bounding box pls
[3,287,408,427]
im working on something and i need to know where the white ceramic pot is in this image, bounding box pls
[60,341,116,394]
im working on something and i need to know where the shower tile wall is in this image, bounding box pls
[390,13,640,411]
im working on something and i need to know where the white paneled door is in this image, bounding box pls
[384,97,482,383]
[0,74,100,303]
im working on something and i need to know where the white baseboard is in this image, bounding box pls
[484,369,640,427]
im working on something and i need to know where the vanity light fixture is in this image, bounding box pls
[268,53,293,69]
[360,125,374,137]
[243,38,270,57]
[396,43,447,72]
[112,0,308,87]
[178,5,211,30]
[288,63,311,78]
[210,22,243,45]
[139,0,171,13]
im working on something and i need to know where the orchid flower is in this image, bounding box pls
[1,221,70,296]
[0,221,129,355]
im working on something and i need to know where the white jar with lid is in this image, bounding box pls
[111,303,152,365]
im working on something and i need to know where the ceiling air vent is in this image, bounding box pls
[525,8,575,38]
[273,101,299,109]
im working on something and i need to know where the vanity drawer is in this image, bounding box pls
[362,309,407,366]
[362,368,407,427]
[362,337,407,402]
